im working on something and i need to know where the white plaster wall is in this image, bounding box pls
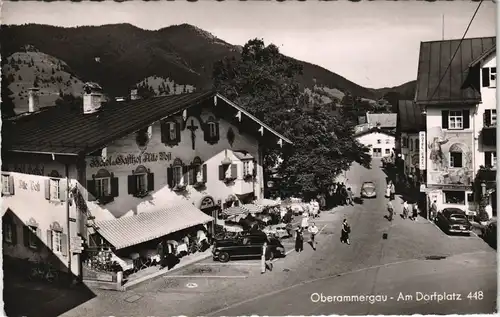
[84,110,263,220]
[474,53,497,172]
[355,132,395,157]
[1,169,81,276]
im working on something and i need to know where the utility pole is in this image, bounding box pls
[442,14,445,40]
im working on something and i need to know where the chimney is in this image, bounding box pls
[83,82,103,114]
[130,89,139,100]
[28,88,40,113]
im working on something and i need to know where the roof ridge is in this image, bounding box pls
[421,36,495,45]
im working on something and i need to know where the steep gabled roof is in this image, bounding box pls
[353,127,396,138]
[469,45,496,68]
[2,91,292,156]
[366,113,397,128]
[415,36,496,106]
[397,100,424,133]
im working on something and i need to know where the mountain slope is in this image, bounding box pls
[1,23,380,106]
[371,80,417,100]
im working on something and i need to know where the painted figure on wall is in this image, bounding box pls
[428,136,449,171]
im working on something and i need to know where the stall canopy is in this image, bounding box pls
[241,204,263,214]
[95,202,214,250]
[222,206,247,216]
[254,198,280,207]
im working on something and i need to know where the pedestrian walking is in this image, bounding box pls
[402,201,409,219]
[430,200,438,221]
[387,200,394,221]
[301,211,309,229]
[295,228,304,252]
[347,187,354,205]
[261,242,274,273]
[412,203,419,221]
[340,219,351,245]
[390,182,396,201]
[308,222,319,250]
[385,184,391,199]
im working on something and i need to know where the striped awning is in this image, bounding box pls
[241,203,264,214]
[222,206,247,216]
[254,198,280,207]
[96,202,214,250]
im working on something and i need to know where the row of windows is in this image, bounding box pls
[87,159,256,203]
[372,148,391,157]
[1,174,66,202]
[2,217,68,256]
[160,116,220,146]
[376,139,392,145]
[402,137,419,151]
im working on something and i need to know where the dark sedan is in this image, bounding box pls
[360,181,377,198]
[212,232,285,262]
[436,208,472,235]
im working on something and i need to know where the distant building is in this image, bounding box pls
[354,127,395,158]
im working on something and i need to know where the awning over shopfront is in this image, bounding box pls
[95,202,214,250]
[222,206,247,216]
[241,203,263,214]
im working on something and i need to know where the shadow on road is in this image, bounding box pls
[353,197,364,205]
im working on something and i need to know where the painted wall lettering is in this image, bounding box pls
[87,152,172,168]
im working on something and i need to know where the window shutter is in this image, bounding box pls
[175,121,181,143]
[215,122,220,141]
[167,167,173,188]
[8,175,14,195]
[147,173,155,191]
[202,164,207,182]
[485,151,492,167]
[128,175,136,195]
[219,165,225,180]
[11,223,17,245]
[36,228,42,250]
[182,166,188,184]
[482,67,490,87]
[252,160,257,176]
[484,110,492,127]
[86,179,96,201]
[23,226,30,247]
[61,233,68,257]
[462,110,470,129]
[203,124,209,142]
[44,179,51,200]
[231,164,238,179]
[46,230,53,250]
[188,166,194,185]
[59,180,67,201]
[111,177,119,197]
[441,110,449,129]
[160,121,167,144]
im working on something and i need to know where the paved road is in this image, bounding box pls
[61,160,496,316]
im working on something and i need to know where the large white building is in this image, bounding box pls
[1,88,291,283]
[354,128,396,158]
[415,37,496,216]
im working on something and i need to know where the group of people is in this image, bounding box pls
[327,182,354,208]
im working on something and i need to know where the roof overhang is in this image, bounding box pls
[415,99,479,106]
[469,46,496,68]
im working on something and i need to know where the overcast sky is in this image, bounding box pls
[2,0,496,89]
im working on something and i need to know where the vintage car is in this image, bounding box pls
[436,208,472,235]
[360,181,377,198]
[262,224,290,239]
[212,233,285,262]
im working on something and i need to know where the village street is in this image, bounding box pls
[60,159,496,317]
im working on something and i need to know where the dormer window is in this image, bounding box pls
[161,119,181,147]
[482,67,496,88]
[204,116,220,145]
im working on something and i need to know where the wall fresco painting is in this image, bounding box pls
[427,126,473,187]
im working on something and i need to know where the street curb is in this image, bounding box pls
[121,251,212,291]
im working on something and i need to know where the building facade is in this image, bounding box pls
[354,128,396,158]
[415,37,496,216]
[2,88,291,279]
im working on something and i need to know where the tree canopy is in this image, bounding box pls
[213,39,371,198]
[1,74,16,119]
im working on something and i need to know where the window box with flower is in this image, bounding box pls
[243,174,254,181]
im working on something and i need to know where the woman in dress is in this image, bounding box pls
[295,228,304,252]
[341,219,351,245]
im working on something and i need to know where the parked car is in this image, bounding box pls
[262,224,289,239]
[482,220,497,247]
[360,181,377,198]
[381,156,394,168]
[212,232,286,262]
[436,208,472,235]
